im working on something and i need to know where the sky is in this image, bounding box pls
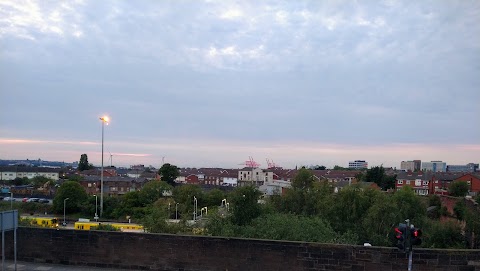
[0,0,479,169]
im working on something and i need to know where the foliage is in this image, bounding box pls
[95,223,119,231]
[453,200,467,220]
[139,181,172,206]
[427,194,444,219]
[30,176,51,188]
[271,169,333,216]
[423,219,465,248]
[392,186,426,224]
[449,181,469,197]
[230,186,261,226]
[78,154,93,171]
[361,166,396,190]
[158,163,180,186]
[66,175,83,182]
[12,177,29,186]
[333,165,352,170]
[173,184,204,218]
[141,202,188,234]
[312,165,326,170]
[205,188,226,207]
[328,186,378,235]
[21,202,54,216]
[291,168,315,190]
[241,213,357,244]
[53,181,88,213]
[465,208,480,249]
[361,192,399,246]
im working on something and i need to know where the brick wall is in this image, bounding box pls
[2,227,480,270]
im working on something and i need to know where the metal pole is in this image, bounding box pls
[408,250,413,271]
[176,203,178,220]
[14,211,17,271]
[63,198,69,226]
[10,192,13,210]
[94,195,98,221]
[100,120,104,217]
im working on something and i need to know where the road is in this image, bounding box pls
[3,261,141,271]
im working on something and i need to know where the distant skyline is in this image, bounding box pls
[1,1,479,169]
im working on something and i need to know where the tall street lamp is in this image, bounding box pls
[94,195,98,221]
[175,203,179,220]
[99,116,109,217]
[63,198,69,226]
[193,196,197,221]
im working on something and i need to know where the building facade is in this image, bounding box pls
[422,161,447,172]
[348,160,368,169]
[0,166,60,181]
[395,172,432,196]
[238,167,274,187]
[400,160,421,172]
[447,163,479,173]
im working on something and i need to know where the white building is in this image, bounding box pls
[259,179,291,196]
[348,160,368,169]
[238,167,274,187]
[0,166,60,181]
[222,177,238,187]
[421,161,447,172]
[400,160,421,172]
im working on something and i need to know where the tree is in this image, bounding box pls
[291,168,315,190]
[363,166,396,190]
[423,220,465,248]
[453,200,467,220]
[230,186,261,226]
[449,181,469,197]
[205,189,226,207]
[30,176,50,189]
[53,181,88,213]
[158,163,179,186]
[313,165,326,170]
[12,177,29,186]
[78,154,93,171]
[172,184,204,218]
[139,181,172,206]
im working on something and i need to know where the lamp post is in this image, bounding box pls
[9,192,13,210]
[63,198,69,226]
[175,203,179,220]
[94,195,98,221]
[99,116,109,217]
[193,196,197,221]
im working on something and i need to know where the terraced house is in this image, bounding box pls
[0,166,60,181]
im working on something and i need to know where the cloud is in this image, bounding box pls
[0,0,478,168]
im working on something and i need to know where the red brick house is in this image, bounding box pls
[395,172,433,195]
[454,173,480,196]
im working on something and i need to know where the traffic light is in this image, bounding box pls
[410,228,422,246]
[394,223,407,251]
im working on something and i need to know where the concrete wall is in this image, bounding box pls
[2,227,480,270]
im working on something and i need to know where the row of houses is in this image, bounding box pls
[2,166,479,198]
[0,166,60,181]
[396,172,480,196]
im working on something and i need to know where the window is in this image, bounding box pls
[398,180,403,185]
[406,180,410,185]
[422,181,428,186]
[88,183,92,187]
